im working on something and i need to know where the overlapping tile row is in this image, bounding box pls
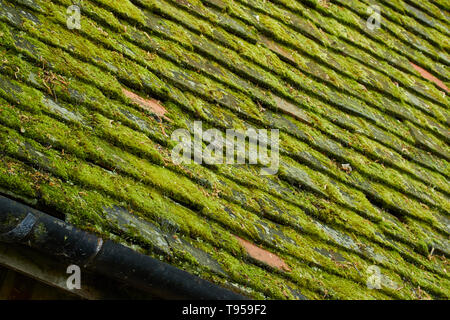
[272,0,449,86]
[431,0,450,13]
[364,0,450,46]
[2,0,448,239]
[330,0,450,74]
[0,58,444,299]
[202,0,449,110]
[61,0,450,161]
[395,0,450,36]
[132,0,449,144]
[3,0,446,249]
[75,0,450,194]
[0,0,446,290]
[0,0,448,299]
[172,0,445,156]
[404,0,450,26]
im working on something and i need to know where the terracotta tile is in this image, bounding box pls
[122,88,170,120]
[235,236,291,272]
[410,62,449,93]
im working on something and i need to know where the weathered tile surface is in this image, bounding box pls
[0,0,448,299]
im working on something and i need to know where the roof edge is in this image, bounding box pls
[0,195,247,300]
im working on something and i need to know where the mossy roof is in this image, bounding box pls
[0,0,448,299]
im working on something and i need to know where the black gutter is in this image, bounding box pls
[0,195,247,300]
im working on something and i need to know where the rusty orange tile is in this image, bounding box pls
[410,62,449,93]
[122,88,170,120]
[235,236,291,272]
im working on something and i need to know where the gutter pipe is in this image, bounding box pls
[0,195,247,300]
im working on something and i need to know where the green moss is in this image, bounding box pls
[0,0,448,299]
[1,14,446,248]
